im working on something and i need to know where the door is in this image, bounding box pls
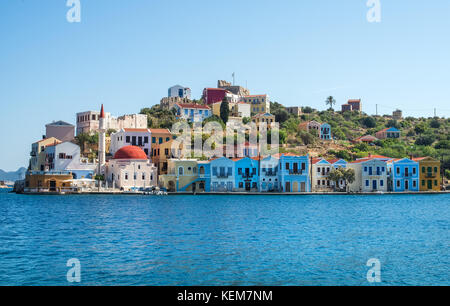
[372,180,377,191]
[49,180,56,192]
[427,180,432,190]
[285,182,291,192]
[300,182,306,192]
[293,163,298,174]
[405,180,409,190]
[245,182,251,191]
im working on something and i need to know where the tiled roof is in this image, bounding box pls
[123,128,151,133]
[150,128,171,134]
[46,120,74,127]
[176,103,211,110]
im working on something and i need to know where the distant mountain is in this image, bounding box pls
[0,167,27,182]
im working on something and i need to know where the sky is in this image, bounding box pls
[0,0,449,171]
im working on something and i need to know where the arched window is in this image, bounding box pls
[178,167,184,175]
[200,166,205,175]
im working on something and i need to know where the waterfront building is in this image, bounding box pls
[44,142,97,179]
[329,159,348,190]
[348,157,389,192]
[251,113,276,130]
[387,158,420,192]
[168,85,191,99]
[110,128,152,158]
[45,121,75,143]
[159,159,200,192]
[320,123,332,140]
[174,103,211,123]
[413,157,441,191]
[30,137,61,171]
[24,171,74,193]
[259,156,281,192]
[234,157,260,192]
[311,158,333,192]
[278,153,310,192]
[210,157,235,192]
[106,146,157,191]
[376,127,401,140]
[196,161,211,193]
[241,95,270,114]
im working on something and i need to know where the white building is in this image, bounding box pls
[174,103,212,123]
[44,142,97,179]
[168,85,191,99]
[110,128,152,158]
[76,110,147,135]
[348,157,389,192]
[106,146,157,191]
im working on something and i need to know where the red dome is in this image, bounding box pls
[113,146,148,160]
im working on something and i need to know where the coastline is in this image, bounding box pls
[15,190,450,196]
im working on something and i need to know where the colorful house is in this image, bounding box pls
[413,157,441,191]
[210,157,235,192]
[251,113,276,130]
[259,156,281,192]
[311,158,332,192]
[329,159,348,190]
[278,154,310,192]
[159,159,199,192]
[196,161,211,193]
[320,123,332,140]
[348,157,389,192]
[387,158,420,192]
[174,103,212,123]
[241,94,270,114]
[376,127,401,140]
[234,157,259,192]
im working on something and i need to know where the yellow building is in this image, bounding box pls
[242,95,270,114]
[251,113,276,131]
[414,157,441,191]
[30,137,61,171]
[25,171,73,193]
[159,159,199,192]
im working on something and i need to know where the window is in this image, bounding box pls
[413,180,417,188]
[142,173,145,180]
[134,173,137,180]
[364,167,367,172]
[212,167,217,176]
[413,167,416,175]
[317,167,321,173]
[434,180,438,186]
[126,136,130,143]
[365,180,369,187]
[286,163,290,170]
[165,148,169,156]
[380,180,384,187]
[434,167,438,173]
[125,173,129,180]
[152,137,156,143]
[317,180,321,186]
[144,137,149,144]
[422,167,426,173]
[396,167,400,174]
[166,137,170,142]
[159,138,163,144]
[228,167,232,175]
[178,167,183,175]
[397,180,401,187]
[422,180,425,186]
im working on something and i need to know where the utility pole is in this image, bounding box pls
[376,104,378,116]
[434,108,437,118]
[232,72,235,86]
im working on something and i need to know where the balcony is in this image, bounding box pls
[216,174,230,179]
[426,173,436,178]
[265,171,278,177]
[289,170,305,175]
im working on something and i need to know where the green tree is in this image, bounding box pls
[329,168,344,192]
[342,168,356,192]
[325,96,336,110]
[220,99,229,124]
[362,116,377,128]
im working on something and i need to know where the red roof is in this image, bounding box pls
[149,128,171,135]
[177,103,210,110]
[123,128,150,133]
[348,99,361,103]
[113,146,148,160]
[100,104,105,119]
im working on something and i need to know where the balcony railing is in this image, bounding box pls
[216,174,230,179]
[265,171,278,177]
[289,170,305,175]
[425,173,436,178]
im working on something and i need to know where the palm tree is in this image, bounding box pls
[325,96,336,111]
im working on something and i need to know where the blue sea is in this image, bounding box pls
[0,189,448,286]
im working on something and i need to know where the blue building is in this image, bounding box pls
[387,158,419,192]
[197,161,211,192]
[210,157,234,192]
[234,157,259,192]
[279,154,311,192]
[259,156,281,192]
[320,123,332,140]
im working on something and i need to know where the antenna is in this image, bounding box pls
[376,104,378,116]
[232,72,235,86]
[434,108,437,117]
